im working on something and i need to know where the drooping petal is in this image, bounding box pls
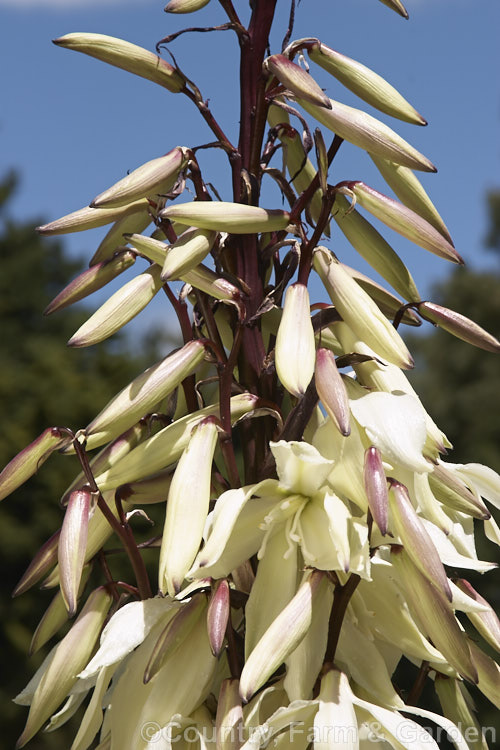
[79,598,179,680]
[315,669,359,750]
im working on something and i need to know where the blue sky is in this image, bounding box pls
[1,0,499,340]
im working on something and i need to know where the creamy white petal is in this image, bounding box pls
[455,463,500,510]
[79,598,178,679]
[421,518,497,573]
[271,440,335,497]
[350,391,430,473]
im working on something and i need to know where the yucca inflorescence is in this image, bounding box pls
[2,1,500,748]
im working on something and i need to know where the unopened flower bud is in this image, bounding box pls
[115,469,174,505]
[59,488,93,616]
[165,0,211,11]
[36,199,149,236]
[378,0,409,19]
[239,570,327,702]
[0,427,69,502]
[332,193,420,301]
[94,394,258,489]
[370,155,452,241]
[207,579,230,657]
[13,530,60,597]
[364,447,388,535]
[417,301,500,353]
[429,465,490,520]
[268,106,324,228]
[44,250,136,315]
[275,283,315,398]
[315,348,350,436]
[90,210,152,265]
[182,263,242,301]
[308,42,424,124]
[160,201,291,233]
[298,98,435,172]
[265,53,331,109]
[313,248,413,368]
[30,565,91,655]
[53,33,185,92]
[61,422,148,489]
[159,418,219,595]
[68,266,163,348]
[85,339,207,448]
[342,262,421,324]
[161,227,217,280]
[350,182,463,264]
[91,147,189,209]
[16,586,112,749]
[389,480,452,601]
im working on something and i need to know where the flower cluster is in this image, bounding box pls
[1,1,499,749]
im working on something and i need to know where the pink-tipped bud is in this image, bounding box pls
[364,447,388,535]
[91,148,189,209]
[377,0,409,19]
[58,488,92,615]
[36,199,149,237]
[350,182,463,265]
[0,427,69,503]
[417,301,500,353]
[264,54,331,110]
[207,579,230,657]
[44,250,136,315]
[315,348,350,436]
[13,530,60,597]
